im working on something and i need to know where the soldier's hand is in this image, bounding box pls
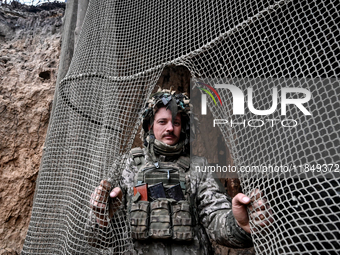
[109,186,123,217]
[248,189,273,232]
[232,189,273,233]
[90,180,122,227]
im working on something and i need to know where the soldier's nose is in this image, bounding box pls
[166,122,174,132]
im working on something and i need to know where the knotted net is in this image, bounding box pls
[23,0,339,254]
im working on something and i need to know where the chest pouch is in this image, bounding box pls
[149,198,172,239]
[171,200,193,241]
[130,201,150,240]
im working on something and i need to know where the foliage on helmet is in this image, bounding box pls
[142,89,194,147]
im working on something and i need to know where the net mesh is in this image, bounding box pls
[4,0,64,5]
[22,0,339,254]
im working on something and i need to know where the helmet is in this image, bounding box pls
[142,89,192,149]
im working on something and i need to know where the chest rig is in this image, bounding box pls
[129,147,193,241]
[132,148,189,191]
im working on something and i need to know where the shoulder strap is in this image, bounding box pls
[176,156,191,192]
[130,147,147,185]
[130,147,146,170]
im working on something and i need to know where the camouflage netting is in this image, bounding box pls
[5,0,64,6]
[23,0,339,254]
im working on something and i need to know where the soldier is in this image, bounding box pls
[89,90,272,254]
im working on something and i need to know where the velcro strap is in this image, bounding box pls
[172,203,190,213]
[132,192,141,203]
[145,176,179,185]
[173,231,192,240]
[172,218,192,226]
[131,231,148,239]
[133,226,148,232]
[150,215,170,223]
[149,229,171,238]
[160,162,181,169]
[151,200,169,210]
[131,218,148,226]
[131,202,149,212]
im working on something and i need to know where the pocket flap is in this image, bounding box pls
[131,201,149,212]
[150,215,170,223]
[172,218,191,226]
[131,218,148,226]
[150,199,169,210]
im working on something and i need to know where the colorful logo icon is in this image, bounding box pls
[197,81,222,106]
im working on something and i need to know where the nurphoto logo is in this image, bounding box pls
[196,80,312,128]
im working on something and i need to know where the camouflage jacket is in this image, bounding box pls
[88,148,253,254]
[121,148,252,254]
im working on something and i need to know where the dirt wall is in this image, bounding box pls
[0,3,65,254]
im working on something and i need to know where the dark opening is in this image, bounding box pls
[39,71,51,80]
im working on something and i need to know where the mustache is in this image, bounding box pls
[162,132,177,138]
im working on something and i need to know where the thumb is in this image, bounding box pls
[232,193,251,231]
[110,187,122,200]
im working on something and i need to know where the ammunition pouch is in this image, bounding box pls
[172,200,193,241]
[130,199,193,241]
[130,201,149,240]
[149,199,172,239]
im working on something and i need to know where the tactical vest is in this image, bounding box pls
[129,147,194,242]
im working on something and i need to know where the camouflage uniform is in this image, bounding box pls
[88,90,252,254]
[118,147,253,255]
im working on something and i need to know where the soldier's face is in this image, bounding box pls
[152,107,181,145]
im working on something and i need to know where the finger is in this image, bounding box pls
[95,209,106,222]
[252,219,272,230]
[90,198,106,212]
[95,181,111,200]
[90,188,109,213]
[251,202,273,217]
[252,211,274,225]
[233,193,251,206]
[252,219,270,230]
[233,193,250,217]
[232,193,251,230]
[264,208,274,223]
[251,210,269,221]
[96,184,109,195]
[110,187,122,200]
[251,209,274,227]
[95,181,112,202]
[91,203,104,217]
[252,198,267,211]
[100,180,112,191]
[90,193,99,208]
[94,189,108,203]
[250,189,262,201]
